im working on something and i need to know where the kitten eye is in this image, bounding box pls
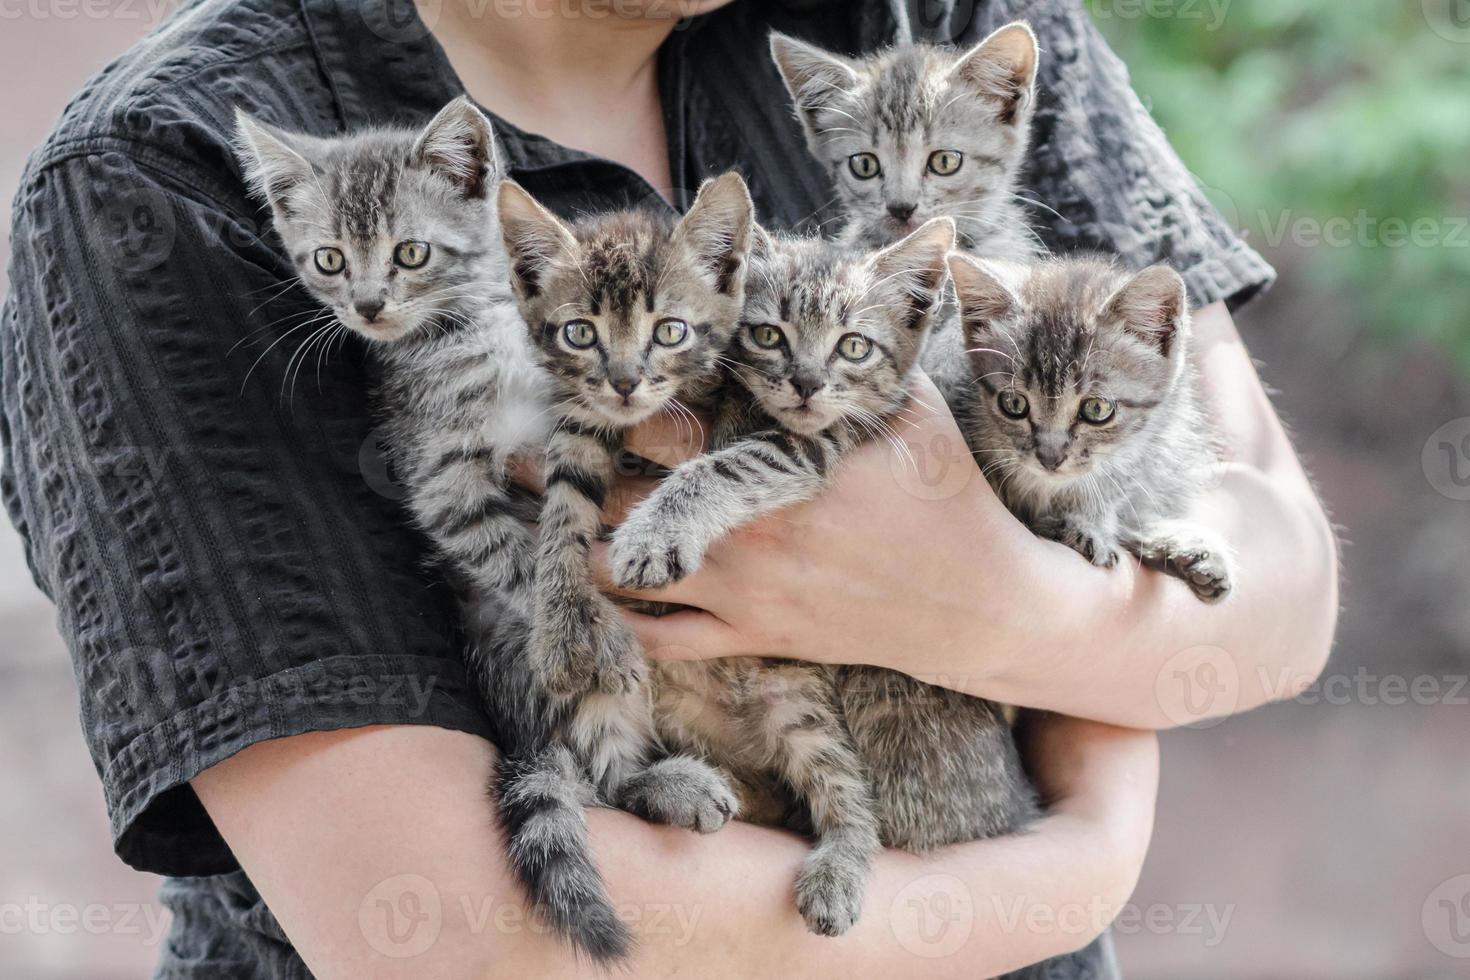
[653,318,688,346]
[563,319,598,349]
[997,390,1029,419]
[836,333,872,362]
[750,324,785,349]
[394,241,430,268]
[848,153,882,180]
[1079,397,1115,424]
[927,150,964,176]
[314,247,345,275]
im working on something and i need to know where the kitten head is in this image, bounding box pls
[949,253,1189,490]
[770,23,1038,246]
[497,173,754,428]
[234,96,501,344]
[734,216,955,435]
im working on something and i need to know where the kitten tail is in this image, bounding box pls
[496,746,632,963]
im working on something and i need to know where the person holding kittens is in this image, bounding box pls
[0,1,1336,978]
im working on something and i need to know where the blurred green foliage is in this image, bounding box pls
[1085,0,1470,365]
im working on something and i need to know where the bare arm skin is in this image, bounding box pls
[605,302,1338,730]
[193,719,1156,978]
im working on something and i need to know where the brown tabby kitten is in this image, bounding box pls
[492,174,755,961]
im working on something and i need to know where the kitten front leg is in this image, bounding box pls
[1129,519,1235,602]
[618,754,741,834]
[1031,510,1123,568]
[532,426,645,696]
[609,429,831,589]
[753,665,881,937]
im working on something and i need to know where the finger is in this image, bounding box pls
[618,607,750,661]
[589,539,718,608]
[625,408,710,468]
[601,476,661,527]
[506,452,545,495]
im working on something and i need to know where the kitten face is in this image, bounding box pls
[498,173,754,428]
[734,218,955,435]
[949,254,1189,491]
[770,24,1038,245]
[234,97,501,343]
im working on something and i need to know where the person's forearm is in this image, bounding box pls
[954,303,1338,728]
[193,725,1150,978]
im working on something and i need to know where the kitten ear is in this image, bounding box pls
[952,21,1039,125]
[497,180,576,301]
[413,96,501,199]
[233,109,315,216]
[769,32,861,139]
[671,172,755,297]
[948,253,1021,341]
[868,216,956,333]
[750,223,775,262]
[1102,264,1189,357]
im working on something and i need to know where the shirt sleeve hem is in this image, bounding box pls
[103,653,492,877]
[1175,239,1278,315]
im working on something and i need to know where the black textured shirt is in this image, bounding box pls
[1,0,1271,973]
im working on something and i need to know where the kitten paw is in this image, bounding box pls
[795,853,867,937]
[1132,526,1235,603]
[532,600,647,696]
[1034,516,1120,568]
[608,522,700,590]
[619,756,740,834]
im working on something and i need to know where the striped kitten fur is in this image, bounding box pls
[492,174,757,961]
[770,21,1042,259]
[233,97,549,630]
[949,253,1234,601]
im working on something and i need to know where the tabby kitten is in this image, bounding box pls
[492,174,756,961]
[769,21,1042,258]
[233,97,549,621]
[949,253,1234,600]
[607,219,964,937]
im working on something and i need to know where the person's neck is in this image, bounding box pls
[423,1,677,195]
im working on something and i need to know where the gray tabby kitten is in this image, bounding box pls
[949,252,1234,600]
[233,97,549,625]
[609,218,993,937]
[770,21,1042,258]
[492,175,756,961]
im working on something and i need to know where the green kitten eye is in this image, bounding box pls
[848,153,881,180]
[837,333,872,362]
[394,240,430,268]
[998,390,1029,419]
[314,247,345,275]
[1079,397,1115,424]
[653,318,688,346]
[563,319,597,349]
[750,324,785,349]
[927,150,964,176]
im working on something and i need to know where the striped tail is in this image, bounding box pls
[496,746,631,963]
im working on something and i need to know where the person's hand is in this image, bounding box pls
[586,372,1102,689]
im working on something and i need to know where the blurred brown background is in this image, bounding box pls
[2,2,1468,978]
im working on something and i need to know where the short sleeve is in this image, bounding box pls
[943,0,1276,311]
[0,148,491,877]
